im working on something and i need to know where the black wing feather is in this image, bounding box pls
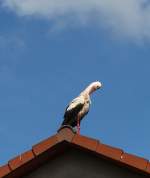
[62,97,85,126]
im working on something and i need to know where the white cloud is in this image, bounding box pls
[1,0,150,40]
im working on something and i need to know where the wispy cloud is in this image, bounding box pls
[0,35,25,49]
[1,0,150,40]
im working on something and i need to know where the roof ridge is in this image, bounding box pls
[0,126,150,177]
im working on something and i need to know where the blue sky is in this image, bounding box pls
[0,0,150,165]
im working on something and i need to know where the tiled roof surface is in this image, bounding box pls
[0,126,150,177]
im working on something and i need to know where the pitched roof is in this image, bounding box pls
[0,126,150,178]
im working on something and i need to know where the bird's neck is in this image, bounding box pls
[81,84,95,95]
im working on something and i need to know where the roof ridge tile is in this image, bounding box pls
[57,126,75,142]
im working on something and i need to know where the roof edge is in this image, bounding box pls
[0,126,150,177]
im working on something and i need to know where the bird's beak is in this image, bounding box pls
[98,83,102,89]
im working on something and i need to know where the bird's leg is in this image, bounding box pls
[77,116,80,134]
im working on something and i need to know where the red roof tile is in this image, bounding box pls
[96,143,123,161]
[0,126,150,177]
[120,153,148,171]
[0,165,10,178]
[32,135,58,156]
[8,150,35,170]
[147,163,150,174]
[72,134,99,152]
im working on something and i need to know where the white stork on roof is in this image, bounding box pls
[61,81,102,134]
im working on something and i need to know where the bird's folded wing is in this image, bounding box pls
[66,96,85,112]
[62,96,85,126]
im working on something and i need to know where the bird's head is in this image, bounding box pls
[92,81,102,91]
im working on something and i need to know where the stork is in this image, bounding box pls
[61,81,102,134]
